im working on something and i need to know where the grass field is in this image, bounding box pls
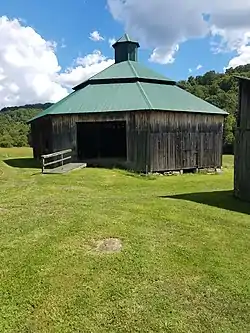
[0,148,250,332]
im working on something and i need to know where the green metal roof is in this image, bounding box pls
[112,33,139,46]
[141,83,228,113]
[73,60,174,90]
[29,78,228,122]
[91,60,173,82]
[28,32,228,123]
[28,37,228,123]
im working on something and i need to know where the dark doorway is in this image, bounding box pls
[77,121,127,160]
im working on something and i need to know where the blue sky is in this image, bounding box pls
[0,0,249,107]
[0,0,237,80]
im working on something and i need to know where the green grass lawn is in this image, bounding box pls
[0,148,249,333]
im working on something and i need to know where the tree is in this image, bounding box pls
[224,114,236,146]
[0,105,50,148]
[180,64,250,153]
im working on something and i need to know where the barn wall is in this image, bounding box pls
[30,117,53,159]
[234,79,250,202]
[127,112,150,172]
[31,110,224,172]
[50,113,144,170]
[50,112,153,172]
[131,111,224,172]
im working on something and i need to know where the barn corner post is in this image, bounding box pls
[218,115,225,170]
[145,112,151,175]
[234,78,241,199]
[234,76,250,202]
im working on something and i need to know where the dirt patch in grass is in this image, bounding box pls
[94,238,122,253]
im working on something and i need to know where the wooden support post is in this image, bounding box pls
[42,157,45,173]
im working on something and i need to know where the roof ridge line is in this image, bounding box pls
[128,60,139,78]
[128,61,152,108]
[136,81,153,109]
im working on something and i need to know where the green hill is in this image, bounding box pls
[0,103,52,147]
[178,65,250,152]
[0,64,249,150]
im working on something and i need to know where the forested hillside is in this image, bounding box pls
[178,64,250,151]
[0,103,52,147]
[0,64,249,151]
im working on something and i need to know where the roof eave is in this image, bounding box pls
[28,108,228,121]
[73,77,176,91]
[27,113,51,123]
[152,108,228,115]
[112,40,140,48]
[233,75,250,82]
[73,81,90,91]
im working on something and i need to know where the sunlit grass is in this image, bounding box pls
[0,148,249,332]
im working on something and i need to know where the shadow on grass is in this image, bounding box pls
[4,158,41,169]
[160,190,250,215]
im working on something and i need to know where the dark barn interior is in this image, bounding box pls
[77,121,127,160]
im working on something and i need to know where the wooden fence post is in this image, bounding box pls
[42,157,45,173]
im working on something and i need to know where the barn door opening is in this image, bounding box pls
[77,121,127,160]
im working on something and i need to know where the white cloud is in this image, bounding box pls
[225,45,250,69]
[188,64,203,74]
[107,0,250,65]
[89,30,105,42]
[58,51,114,88]
[108,37,116,47]
[149,44,179,65]
[60,38,67,49]
[0,16,113,109]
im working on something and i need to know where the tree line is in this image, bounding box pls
[177,65,249,153]
[0,64,249,151]
[0,104,52,147]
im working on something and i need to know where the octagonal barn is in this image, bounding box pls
[29,34,228,172]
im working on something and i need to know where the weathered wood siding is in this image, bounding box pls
[51,113,125,155]
[31,110,224,172]
[127,112,150,171]
[131,111,224,172]
[234,79,250,202]
[30,117,53,159]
